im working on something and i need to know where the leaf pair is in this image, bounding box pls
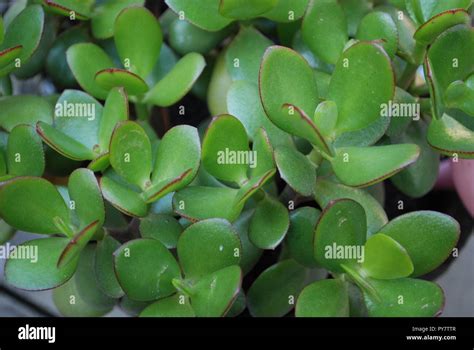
[101,121,201,217]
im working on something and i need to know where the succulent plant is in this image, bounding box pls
[0,0,472,318]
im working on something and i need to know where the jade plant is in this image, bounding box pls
[0,0,472,318]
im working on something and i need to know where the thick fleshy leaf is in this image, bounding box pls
[99,175,148,217]
[378,211,460,276]
[68,168,105,228]
[249,195,289,250]
[187,265,242,317]
[314,179,388,235]
[331,144,420,187]
[99,87,129,152]
[114,7,162,77]
[427,114,474,158]
[356,12,398,58]
[5,237,79,290]
[364,278,444,317]
[233,210,263,274]
[42,0,92,20]
[262,0,309,22]
[0,177,70,234]
[92,0,145,39]
[94,68,149,95]
[202,114,249,184]
[406,0,472,25]
[0,5,44,76]
[295,279,349,317]
[234,168,275,207]
[140,294,195,317]
[165,0,233,31]
[109,121,152,189]
[144,52,205,107]
[6,124,44,176]
[57,220,100,268]
[0,46,22,70]
[302,0,347,64]
[340,0,372,36]
[67,43,114,99]
[313,100,337,139]
[219,0,277,19]
[225,26,272,82]
[0,16,3,44]
[362,233,414,279]
[0,95,53,132]
[139,213,183,249]
[173,186,243,222]
[445,78,474,116]
[146,125,201,202]
[314,198,367,273]
[414,9,470,46]
[328,42,395,133]
[274,146,316,196]
[95,234,125,298]
[177,218,241,279]
[247,259,307,317]
[285,207,321,268]
[114,238,181,301]
[226,290,246,317]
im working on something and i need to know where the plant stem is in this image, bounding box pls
[341,263,380,302]
[135,103,150,121]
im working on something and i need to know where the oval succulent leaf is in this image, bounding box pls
[57,220,100,268]
[445,79,474,116]
[5,237,79,290]
[356,11,398,58]
[302,0,348,64]
[219,0,277,20]
[331,144,421,188]
[140,293,195,317]
[0,177,70,235]
[99,175,148,217]
[234,168,275,207]
[6,124,45,176]
[262,0,309,23]
[177,218,241,279]
[98,87,129,152]
[0,45,23,70]
[95,234,125,299]
[114,238,181,301]
[295,279,350,317]
[328,42,395,133]
[42,0,92,20]
[0,95,53,132]
[377,211,460,277]
[114,6,162,77]
[94,68,149,96]
[139,213,183,249]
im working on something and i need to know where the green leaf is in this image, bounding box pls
[233,210,263,274]
[274,146,316,196]
[285,207,321,268]
[146,125,201,202]
[99,87,129,152]
[225,26,272,82]
[0,177,70,234]
[356,11,398,58]
[250,128,275,178]
[313,100,338,139]
[0,5,44,76]
[406,0,472,24]
[362,233,414,279]
[315,179,388,235]
[226,290,246,317]
[109,121,152,190]
[92,0,145,40]
[144,52,205,107]
[445,78,474,116]
[67,43,114,100]
[202,114,249,184]
[186,265,242,317]
[5,237,79,290]
[57,220,100,268]
[114,238,181,301]
[249,195,289,250]
[95,234,125,299]
[234,168,275,206]
[340,0,372,37]
[68,168,105,228]
[295,279,349,317]
[94,68,149,96]
[314,198,367,272]
[6,124,45,176]
[114,7,162,77]
[100,175,148,217]
[0,46,22,70]
[140,294,195,317]
[219,0,277,19]
[414,9,470,46]
[328,42,395,133]
[177,218,241,279]
[42,0,92,20]
[378,211,460,276]
[0,95,53,132]
[302,0,348,64]
[165,0,233,31]
[0,15,3,44]
[173,186,243,222]
[427,113,474,158]
[262,0,309,22]
[331,144,420,187]
[247,259,307,317]
[139,213,183,249]
[364,278,444,317]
